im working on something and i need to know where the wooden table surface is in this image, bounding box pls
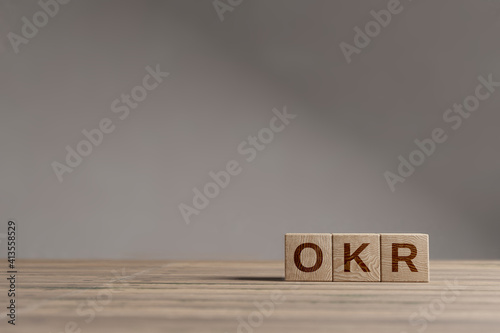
[1,260,499,332]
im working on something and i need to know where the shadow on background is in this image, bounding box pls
[208,276,285,282]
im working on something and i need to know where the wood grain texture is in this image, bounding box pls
[333,233,380,282]
[381,233,429,282]
[1,260,499,333]
[285,233,332,281]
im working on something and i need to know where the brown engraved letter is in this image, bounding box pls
[392,243,418,272]
[344,243,370,272]
[294,243,323,272]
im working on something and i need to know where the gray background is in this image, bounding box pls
[1,0,499,260]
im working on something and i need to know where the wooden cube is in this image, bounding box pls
[285,233,332,281]
[332,233,380,282]
[380,233,429,282]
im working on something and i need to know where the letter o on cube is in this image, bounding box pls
[285,233,332,281]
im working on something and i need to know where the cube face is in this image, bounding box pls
[285,233,332,281]
[333,233,380,282]
[380,234,429,282]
